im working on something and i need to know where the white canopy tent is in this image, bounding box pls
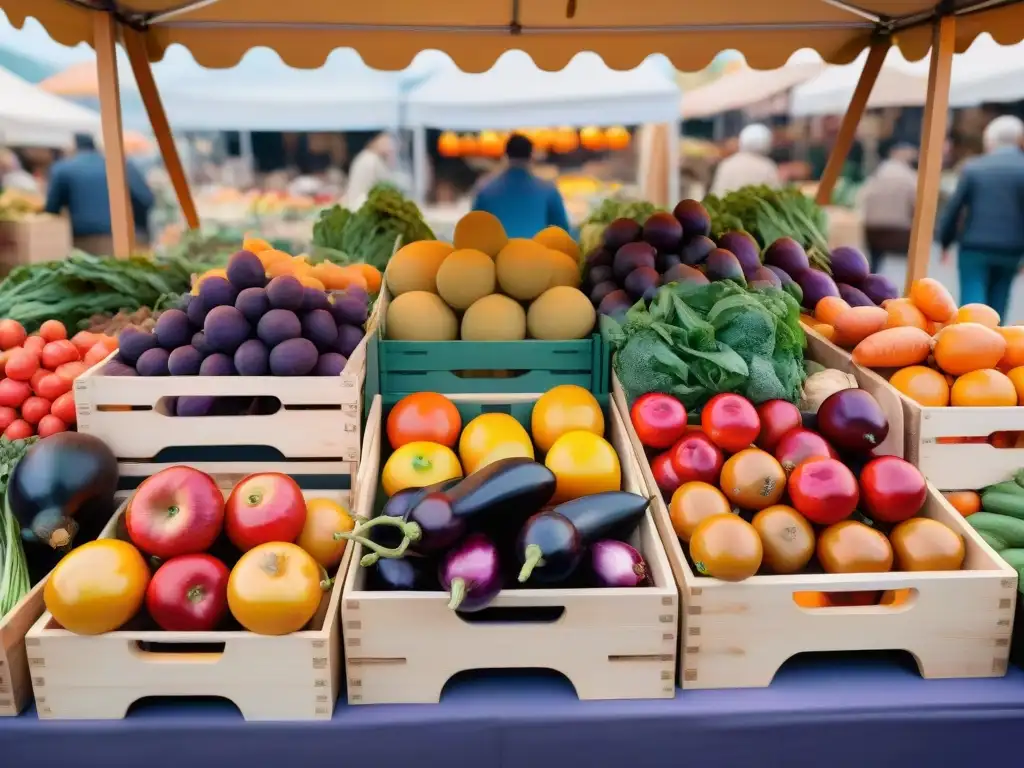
[0,65,98,147]
[681,61,824,119]
[789,48,929,117]
[405,50,682,205]
[947,36,1024,107]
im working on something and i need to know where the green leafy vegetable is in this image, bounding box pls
[579,196,664,254]
[0,436,37,619]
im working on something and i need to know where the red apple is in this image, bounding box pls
[225,472,306,552]
[146,554,230,631]
[126,466,225,559]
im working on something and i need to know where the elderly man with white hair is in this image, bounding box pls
[709,123,781,197]
[938,115,1024,319]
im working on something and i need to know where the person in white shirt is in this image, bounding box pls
[345,133,397,207]
[860,141,918,272]
[709,124,781,196]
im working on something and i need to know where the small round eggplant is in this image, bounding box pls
[517,511,582,584]
[373,557,435,591]
[440,534,502,612]
[589,540,648,587]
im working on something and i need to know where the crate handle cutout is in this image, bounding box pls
[131,640,227,661]
[792,588,918,612]
[454,605,565,624]
[479,403,512,415]
[140,397,343,417]
[935,432,1024,449]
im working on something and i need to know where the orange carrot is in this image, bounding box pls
[851,326,933,368]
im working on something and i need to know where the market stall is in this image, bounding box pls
[0,63,98,146]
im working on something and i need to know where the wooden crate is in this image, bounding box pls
[612,377,1018,690]
[0,216,72,276]
[22,461,375,721]
[73,330,374,485]
[341,394,678,705]
[0,582,46,716]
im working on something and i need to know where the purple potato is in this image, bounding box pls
[612,242,656,283]
[642,211,683,253]
[763,237,810,276]
[103,360,137,376]
[602,218,642,251]
[838,283,875,307]
[136,347,170,376]
[860,273,900,305]
[673,199,712,239]
[191,330,212,356]
[266,275,304,311]
[589,280,620,307]
[235,287,270,323]
[186,295,209,327]
[204,305,251,354]
[680,235,715,266]
[200,353,235,376]
[167,345,203,376]
[439,533,502,612]
[302,309,338,352]
[176,396,215,417]
[623,266,661,301]
[796,268,840,311]
[829,246,871,285]
[301,287,331,312]
[226,250,267,291]
[197,276,238,311]
[750,266,782,288]
[590,540,648,587]
[118,327,158,365]
[717,231,761,276]
[315,352,348,376]
[335,324,364,358]
[154,309,191,350]
[234,338,270,376]
[705,249,746,285]
[329,291,369,326]
[655,252,682,273]
[257,308,301,348]
[663,263,709,286]
[269,337,318,376]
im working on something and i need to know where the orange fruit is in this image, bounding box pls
[257,248,292,268]
[1006,366,1024,405]
[719,448,786,510]
[942,490,981,516]
[530,384,604,453]
[265,259,297,278]
[950,368,1018,407]
[955,303,1000,328]
[352,263,383,294]
[689,514,763,581]
[933,322,1006,375]
[889,365,950,407]
[668,482,731,543]
[298,275,326,291]
[242,236,273,253]
[998,326,1024,369]
[884,298,928,331]
[909,277,957,323]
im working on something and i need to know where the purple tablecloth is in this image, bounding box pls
[3,656,1024,768]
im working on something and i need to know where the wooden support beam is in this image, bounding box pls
[122,28,200,232]
[93,12,134,258]
[906,14,956,293]
[815,38,890,206]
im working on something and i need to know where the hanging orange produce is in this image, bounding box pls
[552,126,579,154]
[458,134,479,156]
[605,126,631,151]
[531,127,553,153]
[438,131,461,158]
[580,126,607,152]
[478,130,504,158]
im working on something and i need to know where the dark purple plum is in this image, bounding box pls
[136,347,170,376]
[204,305,251,353]
[301,287,331,312]
[315,352,348,376]
[763,237,810,277]
[167,345,203,376]
[663,264,709,286]
[302,309,339,352]
[673,199,711,239]
[118,327,157,365]
[226,250,266,291]
[750,266,782,288]
[187,296,208,327]
[265,275,304,311]
[257,309,301,348]
[335,325,364,357]
[597,289,632,319]
[329,291,369,326]
[838,283,875,307]
[623,267,661,301]
[200,353,235,376]
[102,360,137,376]
[234,338,270,375]
[680,235,715,266]
[235,287,270,323]
[642,212,683,253]
[717,231,761,276]
[655,252,682,273]
[602,218,642,252]
[336,285,369,306]
[705,249,746,286]
[584,247,613,270]
[191,330,212,356]
[589,280,620,307]
[269,337,318,376]
[197,276,238,311]
[765,265,796,288]
[582,264,613,293]
[795,269,840,311]
[154,309,191,350]
[830,246,870,286]
[860,273,899,305]
[612,242,656,283]
[176,396,215,417]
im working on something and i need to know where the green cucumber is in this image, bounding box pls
[978,531,1009,551]
[984,481,1024,497]
[981,491,1024,520]
[968,512,1024,548]
[998,549,1024,569]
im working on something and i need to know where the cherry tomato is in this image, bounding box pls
[701,393,760,453]
[146,554,230,632]
[773,427,837,474]
[755,400,802,453]
[35,372,72,401]
[20,395,51,425]
[651,451,682,497]
[41,340,80,370]
[3,419,32,439]
[70,331,99,357]
[0,378,31,408]
[0,319,26,350]
[788,457,859,525]
[39,319,67,342]
[37,414,66,437]
[859,456,927,524]
[0,406,15,432]
[669,432,724,485]
[630,393,688,450]
[4,349,38,381]
[51,391,77,425]
[227,542,325,635]
[84,343,111,367]
[386,392,462,450]
[22,335,45,357]
[56,361,88,382]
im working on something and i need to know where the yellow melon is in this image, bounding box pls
[495,239,555,301]
[534,226,581,264]
[454,211,508,258]
[385,240,454,295]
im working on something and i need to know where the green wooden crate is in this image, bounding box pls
[376,334,610,397]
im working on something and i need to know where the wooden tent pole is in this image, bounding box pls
[123,28,199,231]
[906,14,956,292]
[814,38,890,206]
[93,12,135,258]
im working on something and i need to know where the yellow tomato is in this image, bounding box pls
[544,430,621,503]
[530,385,605,453]
[296,498,354,569]
[228,542,325,635]
[44,540,150,635]
[458,413,534,475]
[382,441,463,496]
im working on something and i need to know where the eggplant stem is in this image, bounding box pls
[518,544,546,583]
[448,577,466,611]
[335,517,421,566]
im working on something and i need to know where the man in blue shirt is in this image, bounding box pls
[45,134,155,255]
[471,134,571,239]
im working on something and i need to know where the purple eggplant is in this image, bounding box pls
[590,540,648,587]
[517,491,650,584]
[373,557,435,591]
[440,534,502,612]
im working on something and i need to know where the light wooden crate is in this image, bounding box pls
[73,328,375,484]
[341,394,678,705]
[803,324,1024,490]
[22,459,375,721]
[0,582,46,716]
[612,376,1018,690]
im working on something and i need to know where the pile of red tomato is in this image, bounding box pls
[630,387,966,584]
